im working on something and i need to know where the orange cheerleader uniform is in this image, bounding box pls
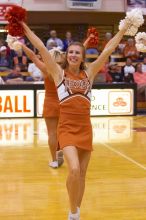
[43,77,60,118]
[57,70,93,151]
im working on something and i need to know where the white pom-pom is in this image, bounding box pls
[118,8,144,36]
[6,34,17,44]
[135,32,146,52]
[125,26,138,36]
[135,32,146,44]
[135,43,145,52]
[126,8,144,27]
[6,34,22,51]
[12,41,22,51]
[119,19,138,36]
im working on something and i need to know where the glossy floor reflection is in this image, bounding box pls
[0,116,146,220]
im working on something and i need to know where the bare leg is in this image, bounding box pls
[63,146,80,214]
[44,117,58,161]
[77,149,91,207]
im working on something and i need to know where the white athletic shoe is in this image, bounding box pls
[49,161,58,168]
[68,211,80,220]
[56,150,64,167]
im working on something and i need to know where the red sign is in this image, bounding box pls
[0,4,12,22]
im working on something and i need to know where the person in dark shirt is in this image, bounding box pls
[0,46,11,71]
[5,64,24,84]
[109,64,123,82]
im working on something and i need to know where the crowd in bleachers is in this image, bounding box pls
[1,29,146,100]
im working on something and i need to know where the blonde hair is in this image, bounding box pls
[49,48,65,65]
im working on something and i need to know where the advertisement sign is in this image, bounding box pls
[91,89,134,115]
[66,0,102,10]
[0,90,34,117]
[36,88,134,117]
[36,90,45,117]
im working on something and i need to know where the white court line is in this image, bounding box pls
[101,142,146,171]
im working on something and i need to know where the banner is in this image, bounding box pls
[67,0,102,10]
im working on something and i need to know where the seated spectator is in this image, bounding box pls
[0,76,4,84]
[46,30,64,51]
[13,48,28,71]
[5,64,24,84]
[63,31,73,51]
[46,39,58,51]
[122,58,135,83]
[123,38,139,61]
[26,53,43,82]
[116,38,126,55]
[0,38,5,48]
[122,57,135,75]
[101,32,112,51]
[93,65,112,84]
[109,63,123,82]
[0,46,12,71]
[134,63,146,99]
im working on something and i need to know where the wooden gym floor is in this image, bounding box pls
[0,116,146,220]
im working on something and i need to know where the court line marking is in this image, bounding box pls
[101,142,146,171]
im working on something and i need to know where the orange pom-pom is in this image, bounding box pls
[4,5,27,36]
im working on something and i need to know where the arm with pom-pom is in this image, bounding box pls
[83,33,95,49]
[87,20,131,82]
[21,22,62,85]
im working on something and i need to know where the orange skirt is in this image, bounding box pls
[57,113,93,151]
[43,96,60,118]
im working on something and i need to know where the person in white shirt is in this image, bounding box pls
[46,30,64,51]
[122,57,135,76]
[27,54,43,81]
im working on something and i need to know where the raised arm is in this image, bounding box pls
[87,8,144,82]
[21,22,62,84]
[87,23,130,82]
[21,44,48,77]
[83,34,95,49]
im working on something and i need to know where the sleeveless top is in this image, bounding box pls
[57,69,91,115]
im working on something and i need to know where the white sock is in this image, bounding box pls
[77,207,80,215]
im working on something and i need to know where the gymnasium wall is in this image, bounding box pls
[23,0,125,12]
